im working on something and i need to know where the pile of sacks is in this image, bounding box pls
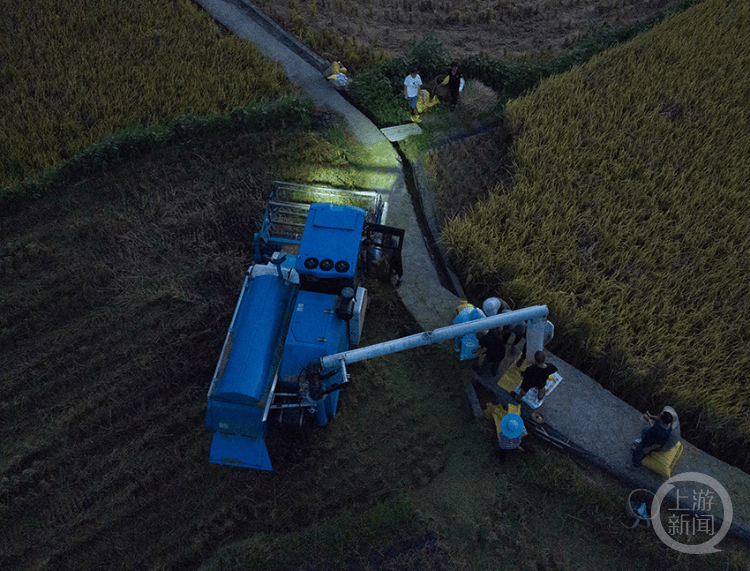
[326,61,349,90]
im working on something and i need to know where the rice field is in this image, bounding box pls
[252,0,675,63]
[2,0,750,566]
[7,120,745,570]
[443,0,750,467]
[0,0,292,187]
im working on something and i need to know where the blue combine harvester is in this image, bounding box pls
[205,182,555,471]
[205,183,404,470]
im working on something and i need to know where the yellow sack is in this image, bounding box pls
[331,61,347,75]
[643,441,684,478]
[484,402,522,436]
[497,360,528,392]
[416,89,440,114]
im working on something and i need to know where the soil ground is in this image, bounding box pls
[5,123,747,571]
[251,0,675,60]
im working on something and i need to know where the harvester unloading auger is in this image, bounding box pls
[205,182,553,470]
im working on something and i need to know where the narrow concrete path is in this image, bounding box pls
[193,0,750,542]
[193,0,461,331]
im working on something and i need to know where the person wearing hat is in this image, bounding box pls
[484,296,525,357]
[403,68,422,117]
[631,406,680,467]
[497,412,527,460]
[481,297,510,317]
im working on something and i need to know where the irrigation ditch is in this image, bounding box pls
[392,142,465,298]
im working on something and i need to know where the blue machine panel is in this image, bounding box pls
[206,272,296,438]
[295,204,365,280]
[209,433,273,471]
[206,399,266,440]
[310,205,359,230]
[279,290,350,426]
[280,290,349,381]
[210,274,293,404]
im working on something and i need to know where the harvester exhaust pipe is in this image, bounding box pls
[270,255,288,278]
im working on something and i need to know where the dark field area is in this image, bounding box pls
[3,124,749,571]
[252,0,674,62]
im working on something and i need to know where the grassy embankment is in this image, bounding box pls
[440,0,750,469]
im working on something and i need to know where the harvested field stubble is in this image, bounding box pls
[443,0,750,469]
[252,0,676,63]
[0,125,365,570]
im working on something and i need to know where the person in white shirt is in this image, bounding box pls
[403,68,422,116]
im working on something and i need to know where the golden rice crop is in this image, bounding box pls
[0,0,293,186]
[444,0,750,445]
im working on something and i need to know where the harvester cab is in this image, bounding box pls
[205,183,404,470]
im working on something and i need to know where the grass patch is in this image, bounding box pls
[398,80,505,162]
[211,499,424,570]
